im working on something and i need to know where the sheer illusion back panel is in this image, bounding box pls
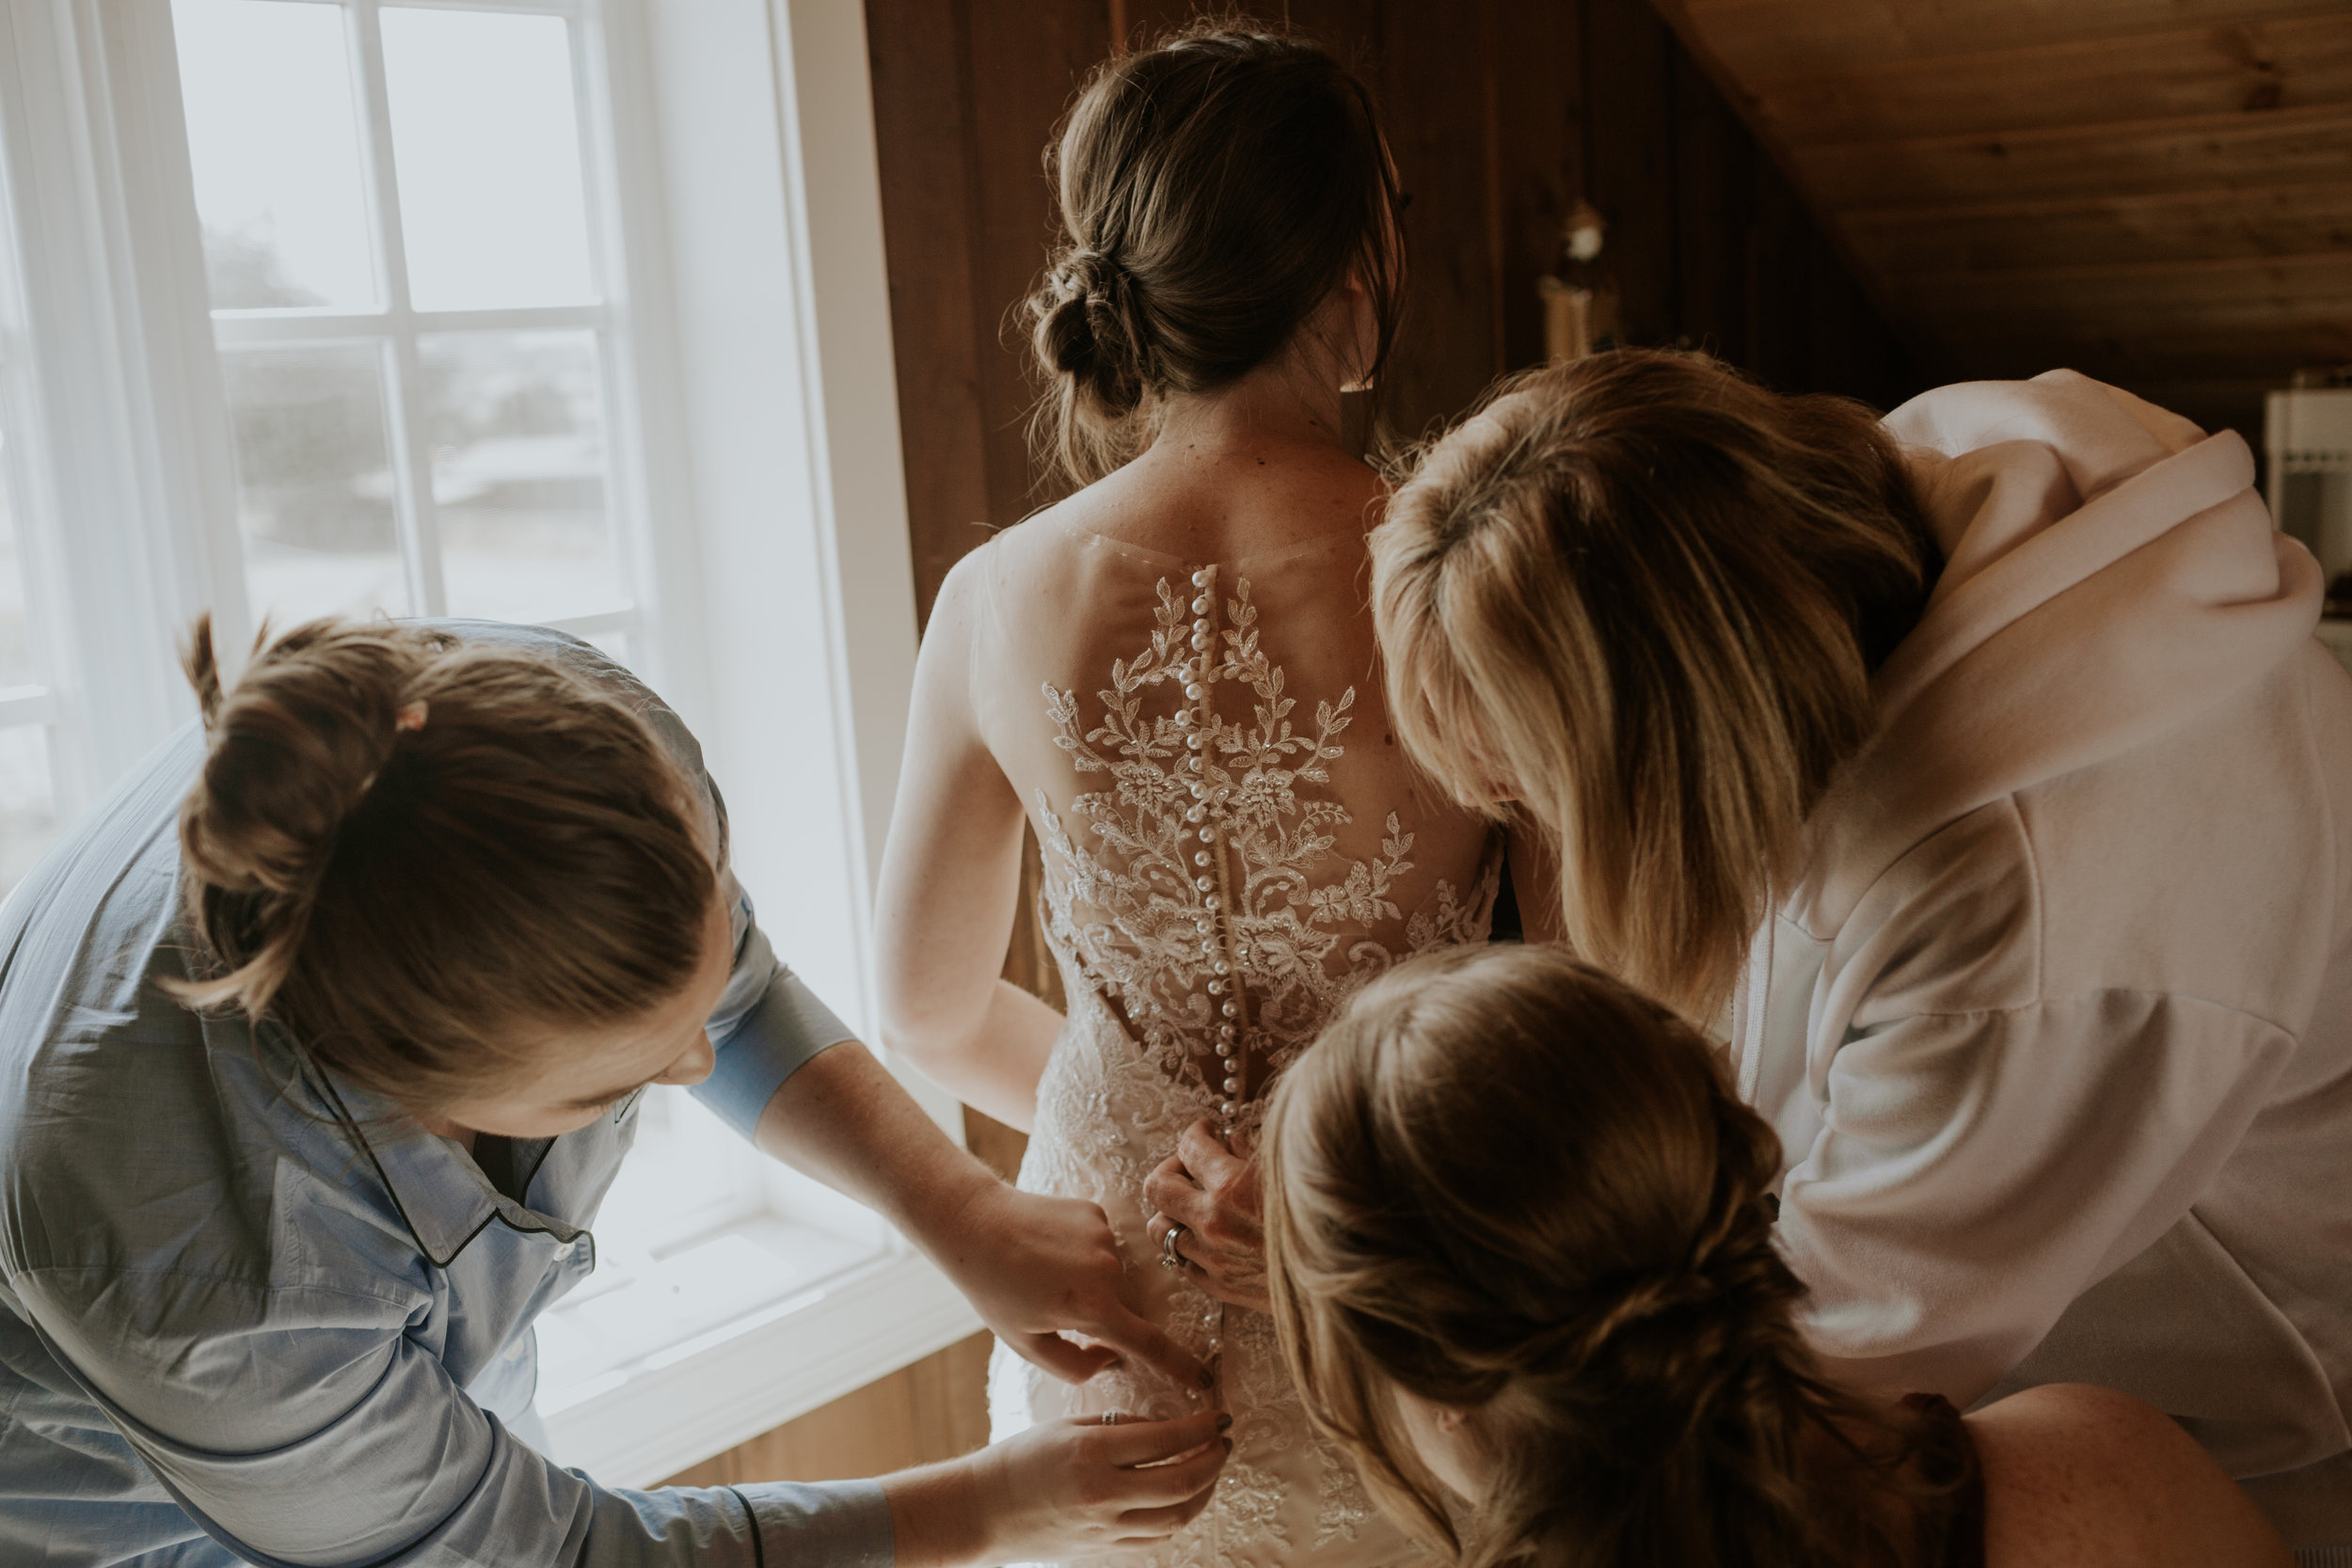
[969,515,1499,1126]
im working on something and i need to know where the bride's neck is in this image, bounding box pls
[1149,347,1352,462]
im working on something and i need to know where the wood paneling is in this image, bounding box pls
[1806,103,2352,213]
[1681,0,2352,75]
[661,1333,994,1488]
[1847,182,2352,276]
[1667,0,2352,447]
[1751,17,2352,148]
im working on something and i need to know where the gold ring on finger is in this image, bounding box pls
[1160,1221,1190,1272]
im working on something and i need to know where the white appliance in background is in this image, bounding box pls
[2265,376,2352,674]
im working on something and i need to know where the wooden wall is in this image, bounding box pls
[1662,0,2352,442]
[866,0,1927,628]
[661,0,1922,1492]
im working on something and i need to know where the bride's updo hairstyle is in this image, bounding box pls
[171,617,716,1115]
[1263,945,1950,1568]
[1027,18,1406,485]
[1370,349,1936,1022]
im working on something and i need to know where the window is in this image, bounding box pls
[0,198,59,898]
[173,0,636,649]
[0,0,970,1485]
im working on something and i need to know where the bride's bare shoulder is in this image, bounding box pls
[1972,1384,2291,1568]
[1036,440,1387,563]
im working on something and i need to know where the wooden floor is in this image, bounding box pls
[660,1332,996,1489]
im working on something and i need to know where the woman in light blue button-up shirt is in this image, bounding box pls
[0,620,1226,1568]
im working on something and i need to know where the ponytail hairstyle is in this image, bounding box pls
[1370,349,1936,1022]
[1026,17,1407,486]
[171,616,717,1116]
[1263,945,1951,1568]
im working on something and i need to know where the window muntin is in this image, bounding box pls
[173,0,634,641]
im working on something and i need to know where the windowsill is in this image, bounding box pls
[540,1235,984,1487]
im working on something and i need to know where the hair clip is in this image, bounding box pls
[394,702,428,734]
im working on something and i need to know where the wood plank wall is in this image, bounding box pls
[661,0,1922,1493]
[869,0,1927,629]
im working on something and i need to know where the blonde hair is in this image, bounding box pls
[1263,945,1955,1568]
[173,616,717,1115]
[1369,350,1933,1020]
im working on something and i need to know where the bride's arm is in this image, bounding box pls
[874,552,1063,1133]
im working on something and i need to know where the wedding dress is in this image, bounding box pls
[962,514,1498,1568]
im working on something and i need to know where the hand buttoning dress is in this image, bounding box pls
[959,515,1498,1568]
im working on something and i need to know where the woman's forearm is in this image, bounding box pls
[885,978,1062,1133]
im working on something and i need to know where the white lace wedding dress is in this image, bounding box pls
[961,515,1498,1568]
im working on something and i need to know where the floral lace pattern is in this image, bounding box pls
[1036,571,1492,1124]
[992,566,1491,1568]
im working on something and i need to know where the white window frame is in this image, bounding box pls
[0,0,973,1487]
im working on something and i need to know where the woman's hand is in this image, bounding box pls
[1143,1119,1270,1313]
[934,1177,1209,1390]
[882,1411,1231,1568]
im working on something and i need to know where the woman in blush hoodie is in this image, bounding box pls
[1365,352,2352,1561]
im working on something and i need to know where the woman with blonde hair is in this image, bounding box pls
[1263,943,2292,1567]
[1367,350,2352,1560]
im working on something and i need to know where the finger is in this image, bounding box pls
[1013,1331,1118,1385]
[1112,1486,1220,1540]
[1152,1181,1221,1239]
[1177,1119,1248,1188]
[1095,1407,1228,1465]
[1087,1306,1208,1392]
[1113,1436,1230,1507]
[1142,1153,1198,1217]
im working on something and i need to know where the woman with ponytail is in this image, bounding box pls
[1263,944,2290,1568]
[0,617,1227,1568]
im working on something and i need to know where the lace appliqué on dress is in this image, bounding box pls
[999,565,1487,1568]
[1036,571,1491,1122]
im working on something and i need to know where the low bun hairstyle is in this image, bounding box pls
[1027,19,1406,485]
[1263,945,1953,1568]
[172,616,717,1115]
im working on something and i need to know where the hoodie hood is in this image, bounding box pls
[1788,370,2323,937]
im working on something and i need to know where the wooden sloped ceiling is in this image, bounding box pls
[1657,0,2352,440]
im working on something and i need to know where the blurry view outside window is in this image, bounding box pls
[423,332,624,622]
[0,178,58,902]
[379,8,596,312]
[0,430,56,898]
[173,0,634,641]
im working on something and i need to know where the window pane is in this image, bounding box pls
[380,9,596,311]
[222,345,408,627]
[0,429,32,690]
[0,724,58,900]
[421,331,623,622]
[173,0,376,311]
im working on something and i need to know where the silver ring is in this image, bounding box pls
[1100,1410,1120,1426]
[1160,1221,1190,1272]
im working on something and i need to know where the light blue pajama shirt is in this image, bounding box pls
[0,626,884,1566]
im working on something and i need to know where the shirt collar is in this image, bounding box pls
[301,1053,586,1268]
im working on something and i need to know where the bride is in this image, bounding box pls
[874,23,1521,1568]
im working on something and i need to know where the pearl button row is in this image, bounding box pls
[1188,564,1245,1127]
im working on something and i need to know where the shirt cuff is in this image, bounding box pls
[733,1478,894,1568]
[693,968,862,1138]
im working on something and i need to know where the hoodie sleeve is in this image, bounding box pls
[1769,817,2296,1401]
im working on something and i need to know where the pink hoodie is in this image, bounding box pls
[1731,371,2349,1546]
